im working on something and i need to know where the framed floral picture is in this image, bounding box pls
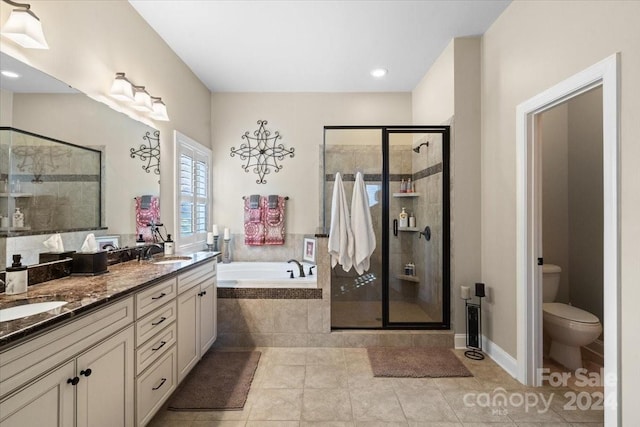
[302,237,316,263]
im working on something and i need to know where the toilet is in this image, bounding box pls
[542,264,602,370]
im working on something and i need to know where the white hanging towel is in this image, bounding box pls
[351,171,376,274]
[328,173,354,272]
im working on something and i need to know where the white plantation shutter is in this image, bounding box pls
[175,132,211,251]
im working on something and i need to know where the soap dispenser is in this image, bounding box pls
[13,208,24,228]
[164,234,174,256]
[6,254,28,295]
[136,234,145,247]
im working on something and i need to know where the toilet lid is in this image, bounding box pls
[543,303,600,323]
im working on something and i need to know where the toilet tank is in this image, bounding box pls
[542,264,562,302]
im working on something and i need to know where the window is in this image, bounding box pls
[175,131,211,252]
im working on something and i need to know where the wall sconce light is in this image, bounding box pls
[0,0,49,49]
[108,73,170,122]
[150,97,169,121]
[110,72,135,101]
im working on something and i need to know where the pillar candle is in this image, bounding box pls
[206,232,214,245]
[212,224,219,236]
[224,227,230,240]
[461,286,471,300]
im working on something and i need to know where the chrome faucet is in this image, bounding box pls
[287,259,305,278]
[139,243,164,261]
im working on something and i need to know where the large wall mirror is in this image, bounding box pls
[0,52,160,269]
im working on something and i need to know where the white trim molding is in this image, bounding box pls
[515,53,620,425]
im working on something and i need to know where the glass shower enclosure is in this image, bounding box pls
[323,126,450,329]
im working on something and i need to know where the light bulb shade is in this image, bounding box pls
[132,86,153,112]
[1,8,49,49]
[110,73,134,101]
[150,98,170,121]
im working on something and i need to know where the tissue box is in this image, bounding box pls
[72,251,108,276]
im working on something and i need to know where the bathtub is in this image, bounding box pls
[217,262,317,288]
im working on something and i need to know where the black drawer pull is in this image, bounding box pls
[67,376,79,386]
[151,316,167,326]
[198,290,207,297]
[152,341,167,351]
[80,369,92,377]
[152,378,167,390]
[151,292,166,300]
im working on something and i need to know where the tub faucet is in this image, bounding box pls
[287,259,305,277]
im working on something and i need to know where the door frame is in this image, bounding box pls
[515,53,620,424]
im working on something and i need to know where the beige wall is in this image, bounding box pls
[541,103,570,303]
[210,92,412,238]
[412,37,482,334]
[0,0,212,235]
[481,1,640,421]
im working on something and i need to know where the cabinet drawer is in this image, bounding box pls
[177,261,215,294]
[136,346,176,427]
[136,301,176,346]
[136,322,176,375]
[0,298,134,398]
[135,278,176,319]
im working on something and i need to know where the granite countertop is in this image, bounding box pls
[0,251,219,350]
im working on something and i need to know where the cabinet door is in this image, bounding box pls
[0,360,75,427]
[199,278,217,354]
[177,285,200,382]
[76,326,135,427]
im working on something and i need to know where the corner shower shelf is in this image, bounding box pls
[0,193,33,198]
[398,227,420,232]
[392,192,420,198]
[396,274,420,283]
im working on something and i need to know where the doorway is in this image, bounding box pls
[516,54,619,424]
[323,126,450,329]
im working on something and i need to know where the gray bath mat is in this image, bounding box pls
[367,347,472,378]
[168,350,261,411]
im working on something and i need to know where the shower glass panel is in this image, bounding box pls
[323,126,449,329]
[324,128,383,328]
[387,130,448,326]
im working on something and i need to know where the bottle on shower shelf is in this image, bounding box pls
[407,178,412,193]
[409,212,416,228]
[400,178,406,193]
[399,207,408,228]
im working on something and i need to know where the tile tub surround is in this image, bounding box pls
[149,347,603,426]
[228,233,311,262]
[0,251,217,348]
[215,236,454,348]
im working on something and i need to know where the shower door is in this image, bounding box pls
[324,126,449,329]
[384,128,449,327]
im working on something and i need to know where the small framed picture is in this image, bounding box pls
[302,237,316,263]
[95,235,119,250]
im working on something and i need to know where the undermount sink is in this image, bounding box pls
[0,301,68,322]
[152,256,192,265]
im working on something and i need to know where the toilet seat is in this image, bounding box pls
[543,302,599,324]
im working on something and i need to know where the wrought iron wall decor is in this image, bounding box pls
[12,145,71,183]
[130,130,160,176]
[230,120,295,184]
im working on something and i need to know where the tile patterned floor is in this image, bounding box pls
[149,348,604,427]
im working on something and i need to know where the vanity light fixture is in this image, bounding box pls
[108,72,169,122]
[0,0,49,49]
[131,86,153,112]
[150,97,170,121]
[110,72,135,101]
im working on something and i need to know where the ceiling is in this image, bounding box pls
[129,0,510,93]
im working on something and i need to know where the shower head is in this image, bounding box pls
[413,142,429,153]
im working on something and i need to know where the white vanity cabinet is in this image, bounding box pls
[176,260,217,383]
[0,298,135,427]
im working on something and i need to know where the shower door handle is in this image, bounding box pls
[393,219,398,237]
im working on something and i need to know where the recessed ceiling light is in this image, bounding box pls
[370,68,388,78]
[1,70,20,78]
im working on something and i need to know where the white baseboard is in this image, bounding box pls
[455,334,518,379]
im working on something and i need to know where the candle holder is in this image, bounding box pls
[222,238,231,263]
[205,243,215,252]
[464,282,486,361]
[213,235,219,252]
